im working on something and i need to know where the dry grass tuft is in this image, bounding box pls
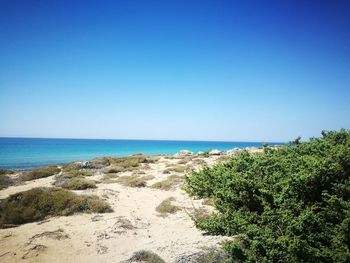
[116,175,147,187]
[166,164,191,173]
[177,157,192,165]
[202,198,214,206]
[125,250,165,263]
[155,197,181,216]
[151,175,184,191]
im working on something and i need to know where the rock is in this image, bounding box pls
[225,148,242,156]
[208,149,221,155]
[81,161,93,169]
[175,150,193,156]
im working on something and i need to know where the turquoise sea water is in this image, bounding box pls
[0,137,284,169]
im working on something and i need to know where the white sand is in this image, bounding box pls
[0,155,231,263]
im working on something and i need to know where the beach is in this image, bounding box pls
[0,148,261,262]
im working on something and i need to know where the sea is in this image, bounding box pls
[0,137,284,169]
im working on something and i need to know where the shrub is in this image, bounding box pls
[116,175,147,187]
[156,197,181,216]
[91,156,153,171]
[62,162,82,171]
[0,169,14,175]
[55,178,97,190]
[151,175,184,191]
[175,247,229,263]
[126,250,165,263]
[167,164,189,173]
[185,129,350,262]
[22,165,60,181]
[0,187,111,228]
[61,169,93,178]
[0,174,13,190]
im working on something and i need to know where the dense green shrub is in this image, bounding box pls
[0,187,111,228]
[185,129,350,262]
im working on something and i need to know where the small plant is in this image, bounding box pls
[22,165,60,181]
[151,175,184,191]
[0,187,111,228]
[177,157,192,164]
[0,169,14,175]
[202,198,214,206]
[162,169,171,174]
[155,197,181,216]
[167,164,189,173]
[61,170,93,178]
[62,162,82,171]
[177,247,229,263]
[126,250,165,263]
[64,178,97,190]
[0,174,13,190]
[116,175,147,187]
[102,173,119,181]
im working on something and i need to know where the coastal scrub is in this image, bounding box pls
[0,187,111,228]
[185,129,350,262]
[22,165,60,181]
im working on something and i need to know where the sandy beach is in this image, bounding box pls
[0,149,261,263]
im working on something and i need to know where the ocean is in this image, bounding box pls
[0,137,284,169]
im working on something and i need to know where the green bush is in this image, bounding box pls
[0,187,111,228]
[22,165,60,181]
[185,129,350,262]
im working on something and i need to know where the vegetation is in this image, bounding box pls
[22,165,60,181]
[126,250,165,263]
[177,157,192,164]
[61,169,93,178]
[0,187,111,228]
[102,172,119,182]
[56,177,97,190]
[166,164,190,173]
[62,161,82,171]
[185,129,350,262]
[0,174,13,190]
[91,155,154,170]
[156,197,181,216]
[151,175,184,190]
[0,169,14,175]
[176,247,229,263]
[116,175,149,187]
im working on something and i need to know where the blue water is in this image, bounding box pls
[0,137,284,169]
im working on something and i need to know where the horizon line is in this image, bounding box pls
[0,136,286,144]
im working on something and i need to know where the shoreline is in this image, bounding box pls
[0,145,281,171]
[0,137,284,170]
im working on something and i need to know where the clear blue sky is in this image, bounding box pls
[0,0,349,142]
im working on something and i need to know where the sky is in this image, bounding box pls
[0,0,349,142]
